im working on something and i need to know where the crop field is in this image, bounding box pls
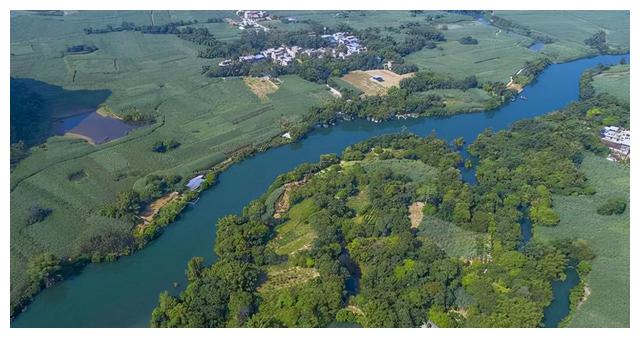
[536,154,629,327]
[494,11,630,61]
[269,199,319,256]
[340,70,414,96]
[269,10,471,31]
[417,216,487,259]
[404,19,540,83]
[9,10,331,306]
[258,265,320,293]
[592,64,629,105]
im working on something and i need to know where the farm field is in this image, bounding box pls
[404,19,540,83]
[340,70,414,96]
[592,64,630,105]
[536,154,630,327]
[494,11,630,61]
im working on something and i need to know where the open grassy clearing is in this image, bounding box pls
[428,88,492,113]
[417,216,487,259]
[494,11,630,61]
[536,154,629,327]
[269,199,319,256]
[361,158,437,184]
[9,10,331,306]
[258,265,320,293]
[592,64,629,105]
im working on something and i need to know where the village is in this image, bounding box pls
[218,30,367,67]
[600,125,630,162]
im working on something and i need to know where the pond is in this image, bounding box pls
[52,111,137,145]
[11,53,629,328]
[11,78,135,145]
[529,42,546,52]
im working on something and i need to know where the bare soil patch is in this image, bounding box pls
[409,201,425,228]
[244,76,279,101]
[341,70,414,96]
[273,178,307,219]
[139,191,180,224]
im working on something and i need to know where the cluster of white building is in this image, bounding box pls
[601,126,630,161]
[235,10,270,31]
[218,32,366,67]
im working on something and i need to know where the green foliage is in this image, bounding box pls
[584,30,608,53]
[25,205,52,225]
[152,139,181,153]
[428,305,458,327]
[458,36,478,45]
[101,190,142,222]
[596,197,626,215]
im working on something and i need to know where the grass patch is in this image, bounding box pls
[258,264,320,293]
[417,215,487,259]
[404,19,540,83]
[494,11,630,61]
[269,199,319,256]
[536,154,629,327]
[592,64,629,105]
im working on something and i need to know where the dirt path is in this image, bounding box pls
[409,202,425,228]
[577,285,591,308]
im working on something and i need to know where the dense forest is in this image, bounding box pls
[149,59,629,327]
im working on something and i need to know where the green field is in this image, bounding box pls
[536,154,629,327]
[418,216,487,259]
[405,19,540,83]
[592,64,630,105]
[494,11,630,61]
[269,199,319,256]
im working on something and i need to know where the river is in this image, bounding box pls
[11,53,629,328]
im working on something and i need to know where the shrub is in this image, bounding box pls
[459,36,478,45]
[152,139,181,153]
[596,197,626,215]
[25,205,52,225]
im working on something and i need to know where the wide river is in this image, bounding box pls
[12,53,629,328]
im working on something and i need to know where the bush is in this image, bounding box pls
[25,205,52,225]
[596,197,626,215]
[459,36,478,45]
[152,139,181,153]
